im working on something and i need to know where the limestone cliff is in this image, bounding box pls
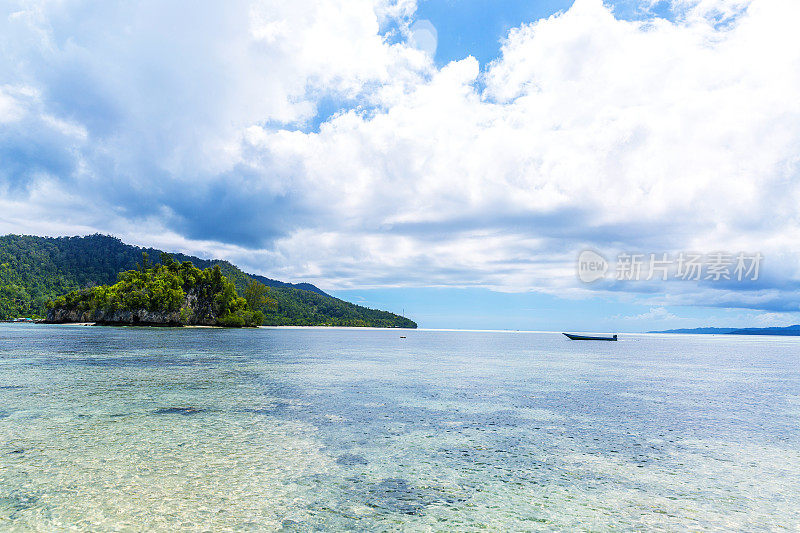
[46,286,231,326]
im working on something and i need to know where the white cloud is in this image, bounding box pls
[622,307,679,321]
[752,312,799,326]
[0,86,26,123]
[236,0,800,297]
[1,0,800,312]
[668,0,752,23]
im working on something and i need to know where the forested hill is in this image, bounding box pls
[0,234,416,328]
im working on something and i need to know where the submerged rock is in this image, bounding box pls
[366,478,430,515]
[336,453,369,466]
[153,407,205,416]
[0,493,39,519]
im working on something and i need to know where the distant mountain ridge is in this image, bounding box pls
[246,273,329,297]
[0,234,416,327]
[650,325,800,336]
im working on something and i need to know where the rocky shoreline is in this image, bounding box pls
[45,307,230,327]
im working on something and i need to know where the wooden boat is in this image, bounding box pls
[563,333,617,341]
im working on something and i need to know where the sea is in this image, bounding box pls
[1,323,799,531]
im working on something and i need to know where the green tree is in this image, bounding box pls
[138,252,150,272]
[243,280,273,310]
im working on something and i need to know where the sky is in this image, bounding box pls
[1,0,799,331]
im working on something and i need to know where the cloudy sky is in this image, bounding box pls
[1,0,799,330]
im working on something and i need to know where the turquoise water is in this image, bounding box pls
[1,324,799,531]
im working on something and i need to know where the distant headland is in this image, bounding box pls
[649,325,800,336]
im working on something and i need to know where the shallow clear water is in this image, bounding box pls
[1,324,799,531]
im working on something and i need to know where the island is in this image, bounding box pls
[47,255,264,327]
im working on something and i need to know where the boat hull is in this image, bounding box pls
[563,333,617,341]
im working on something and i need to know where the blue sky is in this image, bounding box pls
[331,286,769,332]
[414,0,675,66]
[416,0,573,66]
[1,0,799,330]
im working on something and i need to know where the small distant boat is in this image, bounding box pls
[563,333,618,341]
